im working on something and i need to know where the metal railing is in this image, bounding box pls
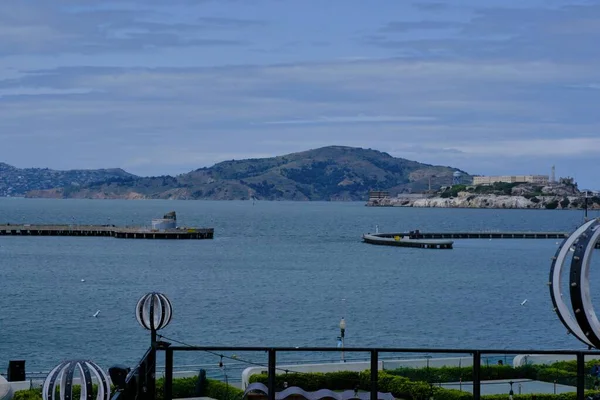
[131,345,600,400]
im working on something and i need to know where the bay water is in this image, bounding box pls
[1,198,599,377]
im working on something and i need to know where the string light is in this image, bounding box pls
[156,334,368,386]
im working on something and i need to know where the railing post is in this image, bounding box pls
[164,348,173,400]
[473,351,481,400]
[268,349,276,400]
[370,350,378,400]
[577,352,585,400]
[137,355,147,400]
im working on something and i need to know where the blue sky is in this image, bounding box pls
[1,0,599,188]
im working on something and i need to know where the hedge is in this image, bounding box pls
[250,371,435,399]
[249,368,600,400]
[12,377,243,400]
[388,359,600,389]
[12,390,44,400]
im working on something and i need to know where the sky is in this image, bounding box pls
[1,0,599,188]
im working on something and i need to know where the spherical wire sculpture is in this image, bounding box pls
[42,360,110,400]
[135,292,172,332]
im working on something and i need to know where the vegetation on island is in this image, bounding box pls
[368,179,600,210]
[19,146,470,201]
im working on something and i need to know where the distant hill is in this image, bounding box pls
[0,162,136,197]
[22,146,471,201]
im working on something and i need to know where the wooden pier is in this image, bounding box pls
[0,224,214,240]
[366,231,600,248]
[362,233,453,249]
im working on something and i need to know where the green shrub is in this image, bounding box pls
[387,364,537,383]
[6,377,242,400]
[250,371,363,392]
[12,384,106,400]
[560,198,570,208]
[435,388,473,400]
[12,389,42,400]
[546,200,559,209]
[155,376,242,400]
[204,379,244,400]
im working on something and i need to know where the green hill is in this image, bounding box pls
[24,146,470,201]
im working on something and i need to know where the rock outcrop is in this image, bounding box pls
[368,193,600,210]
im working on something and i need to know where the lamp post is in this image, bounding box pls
[136,292,173,400]
[509,380,514,400]
[339,318,346,362]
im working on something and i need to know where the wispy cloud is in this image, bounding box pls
[445,138,600,157]
[263,115,437,125]
[567,83,600,90]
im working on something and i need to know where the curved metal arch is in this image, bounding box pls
[569,221,600,348]
[549,219,597,346]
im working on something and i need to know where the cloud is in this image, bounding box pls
[412,2,448,11]
[446,138,600,158]
[263,115,437,125]
[381,21,464,33]
[0,3,260,56]
[567,83,600,90]
[367,2,600,62]
[196,17,267,28]
[1,0,600,188]
[0,87,95,98]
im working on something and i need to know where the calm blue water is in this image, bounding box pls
[1,198,599,375]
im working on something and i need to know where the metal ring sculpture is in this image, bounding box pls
[42,360,110,400]
[135,292,172,331]
[550,218,600,348]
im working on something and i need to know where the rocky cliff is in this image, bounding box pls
[369,192,600,210]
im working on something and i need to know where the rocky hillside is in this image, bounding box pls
[0,162,136,197]
[368,181,600,209]
[24,146,470,201]
[410,195,600,209]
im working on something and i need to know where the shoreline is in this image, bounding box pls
[367,193,600,210]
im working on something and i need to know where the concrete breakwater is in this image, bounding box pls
[0,224,214,239]
[362,233,454,249]
[369,231,600,248]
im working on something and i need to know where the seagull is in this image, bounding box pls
[521,299,528,306]
[93,310,100,317]
[81,279,86,282]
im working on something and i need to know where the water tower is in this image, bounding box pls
[452,171,462,185]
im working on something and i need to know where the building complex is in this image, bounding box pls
[472,175,549,186]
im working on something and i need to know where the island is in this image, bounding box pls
[367,176,600,210]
